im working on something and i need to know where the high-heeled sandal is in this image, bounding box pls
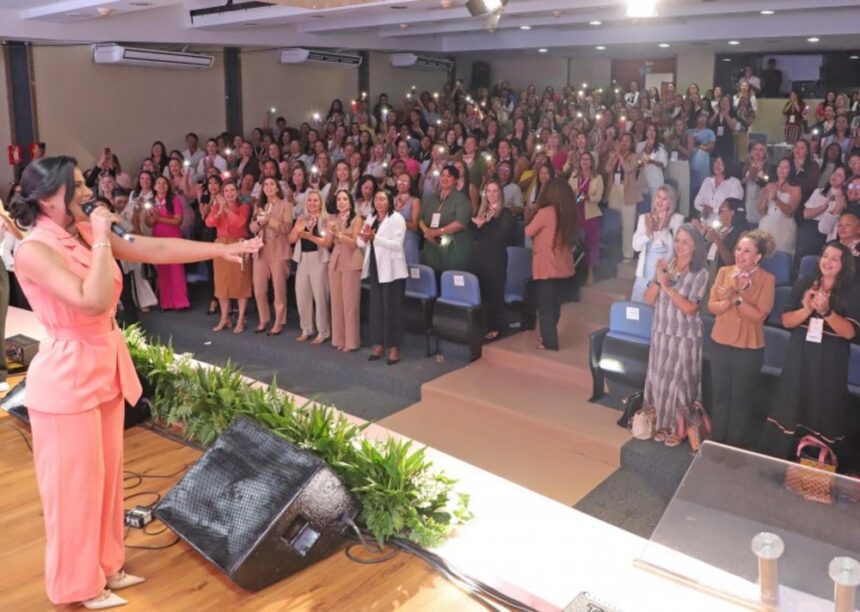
[296,333,310,342]
[213,319,233,332]
[106,570,145,591]
[255,323,269,334]
[267,326,283,337]
[82,589,127,610]
[310,334,328,345]
[233,320,246,334]
[206,300,218,315]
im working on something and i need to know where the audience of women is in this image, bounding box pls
[205,180,252,332]
[327,189,363,351]
[249,176,293,336]
[289,189,331,344]
[631,185,684,302]
[642,225,709,446]
[759,241,859,459]
[359,190,408,364]
[707,230,775,449]
[524,178,579,351]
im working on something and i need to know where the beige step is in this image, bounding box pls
[417,361,629,467]
[616,259,637,281]
[484,302,607,384]
[380,399,619,506]
[581,276,632,306]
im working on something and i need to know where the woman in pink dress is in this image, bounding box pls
[144,175,189,310]
[9,156,260,609]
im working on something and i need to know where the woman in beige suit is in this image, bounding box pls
[250,177,293,336]
[288,190,332,344]
[327,189,364,351]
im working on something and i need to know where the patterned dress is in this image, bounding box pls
[644,267,709,432]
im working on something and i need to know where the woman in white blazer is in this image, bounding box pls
[358,190,408,365]
[631,184,685,302]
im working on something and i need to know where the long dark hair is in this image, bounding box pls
[333,189,357,225]
[812,240,855,300]
[258,176,285,207]
[9,156,77,228]
[535,177,579,251]
[154,175,176,216]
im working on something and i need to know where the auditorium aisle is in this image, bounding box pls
[381,269,636,506]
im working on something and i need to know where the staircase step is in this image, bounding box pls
[418,361,630,467]
[580,276,632,306]
[484,302,606,385]
[616,259,637,281]
[380,399,618,505]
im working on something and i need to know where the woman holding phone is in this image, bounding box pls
[9,156,259,609]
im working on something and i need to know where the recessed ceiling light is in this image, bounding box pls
[722,58,732,62]
[728,40,740,46]
[658,43,670,48]
[589,20,602,26]
[538,48,548,53]
[399,22,409,29]
[519,25,531,30]
[760,9,775,15]
[851,55,859,60]
[807,37,820,43]
[595,45,606,50]
[552,10,562,18]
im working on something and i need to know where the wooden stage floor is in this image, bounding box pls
[0,419,485,611]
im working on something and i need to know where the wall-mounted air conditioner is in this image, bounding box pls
[92,44,214,70]
[390,53,453,71]
[278,48,362,68]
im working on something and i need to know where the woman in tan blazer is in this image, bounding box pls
[524,178,580,351]
[250,177,294,336]
[604,132,641,260]
[327,189,364,351]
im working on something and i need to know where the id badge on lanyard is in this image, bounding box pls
[806,317,824,343]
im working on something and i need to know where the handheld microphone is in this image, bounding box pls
[80,199,134,242]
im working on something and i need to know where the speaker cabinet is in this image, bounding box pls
[155,417,361,591]
[471,60,491,90]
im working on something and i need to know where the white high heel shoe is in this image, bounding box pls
[106,571,146,590]
[81,589,127,610]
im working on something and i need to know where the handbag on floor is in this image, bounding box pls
[686,401,713,452]
[617,391,643,429]
[631,405,656,440]
[784,435,837,504]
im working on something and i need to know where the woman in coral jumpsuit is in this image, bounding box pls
[10,157,260,609]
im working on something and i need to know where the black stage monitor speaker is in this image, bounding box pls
[6,334,39,369]
[155,417,361,591]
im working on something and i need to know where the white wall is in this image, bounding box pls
[455,55,569,92]
[32,45,226,175]
[568,57,611,91]
[241,50,358,132]
[676,52,715,91]
[0,46,14,197]
[367,51,448,102]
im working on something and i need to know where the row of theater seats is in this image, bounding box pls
[589,295,860,404]
[401,245,536,361]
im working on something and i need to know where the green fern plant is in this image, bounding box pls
[121,324,471,547]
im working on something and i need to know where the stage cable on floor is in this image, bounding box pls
[0,421,33,453]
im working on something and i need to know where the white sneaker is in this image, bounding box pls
[106,571,146,590]
[81,589,127,609]
[0,382,9,394]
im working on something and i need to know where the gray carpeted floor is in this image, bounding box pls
[138,301,470,422]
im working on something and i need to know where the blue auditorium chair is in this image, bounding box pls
[588,301,654,400]
[760,250,791,286]
[767,286,792,328]
[431,271,486,361]
[849,344,860,397]
[798,255,820,280]
[504,246,533,329]
[762,326,791,378]
[404,264,437,357]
